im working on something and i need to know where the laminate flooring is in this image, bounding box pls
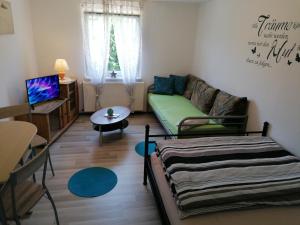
[22,113,164,225]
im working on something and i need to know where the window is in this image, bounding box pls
[81,0,143,83]
[108,25,120,73]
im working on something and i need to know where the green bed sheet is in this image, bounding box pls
[148,93,229,134]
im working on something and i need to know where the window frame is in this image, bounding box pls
[83,11,142,81]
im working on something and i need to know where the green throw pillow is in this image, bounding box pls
[170,75,187,95]
[153,76,174,95]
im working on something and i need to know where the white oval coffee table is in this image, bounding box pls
[90,106,130,144]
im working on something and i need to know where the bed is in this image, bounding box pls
[143,122,300,225]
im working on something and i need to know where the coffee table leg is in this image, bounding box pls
[120,120,128,137]
[99,126,103,144]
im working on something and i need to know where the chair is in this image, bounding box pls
[0,146,59,225]
[0,104,55,176]
[0,192,7,225]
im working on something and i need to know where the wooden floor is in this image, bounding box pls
[22,113,164,225]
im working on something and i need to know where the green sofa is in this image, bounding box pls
[148,75,248,135]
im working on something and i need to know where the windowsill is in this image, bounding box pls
[105,77,123,82]
[105,77,143,83]
[106,71,142,83]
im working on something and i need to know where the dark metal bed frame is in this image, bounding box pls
[143,122,270,225]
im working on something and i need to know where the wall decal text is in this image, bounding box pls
[246,15,300,68]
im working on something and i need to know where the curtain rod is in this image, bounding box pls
[84,11,140,17]
[81,0,144,4]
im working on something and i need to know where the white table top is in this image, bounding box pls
[90,106,130,126]
[0,121,37,183]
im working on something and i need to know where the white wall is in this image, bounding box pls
[192,0,300,154]
[29,0,85,81]
[141,1,198,84]
[29,0,199,83]
[29,0,198,111]
[0,0,37,106]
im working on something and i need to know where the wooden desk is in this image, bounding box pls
[0,121,37,183]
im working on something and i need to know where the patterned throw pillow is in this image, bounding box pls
[191,82,219,114]
[209,91,248,124]
[153,76,174,95]
[183,75,205,99]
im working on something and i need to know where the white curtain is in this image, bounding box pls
[82,0,143,15]
[81,0,143,110]
[113,15,141,110]
[81,7,111,109]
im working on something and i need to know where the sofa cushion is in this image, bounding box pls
[191,82,219,114]
[209,91,248,124]
[179,118,210,132]
[148,93,225,134]
[170,75,187,95]
[183,75,205,99]
[153,76,174,95]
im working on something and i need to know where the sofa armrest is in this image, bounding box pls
[178,115,248,133]
[147,84,155,93]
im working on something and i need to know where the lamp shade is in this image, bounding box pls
[54,59,69,73]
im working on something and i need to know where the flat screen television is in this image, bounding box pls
[26,75,60,106]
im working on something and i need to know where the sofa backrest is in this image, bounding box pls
[209,90,249,124]
[183,75,205,99]
[191,82,220,114]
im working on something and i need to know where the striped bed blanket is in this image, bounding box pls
[156,136,300,218]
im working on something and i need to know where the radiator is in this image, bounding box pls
[83,81,145,112]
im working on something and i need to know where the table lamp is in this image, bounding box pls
[54,59,69,80]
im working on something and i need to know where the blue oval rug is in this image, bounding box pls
[68,167,117,198]
[135,141,156,157]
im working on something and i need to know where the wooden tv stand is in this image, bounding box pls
[30,100,68,144]
[17,80,79,145]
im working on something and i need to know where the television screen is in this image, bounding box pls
[26,75,60,106]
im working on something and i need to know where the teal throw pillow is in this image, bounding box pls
[170,75,187,95]
[153,76,174,95]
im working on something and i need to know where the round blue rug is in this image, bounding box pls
[68,167,117,198]
[135,141,156,157]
